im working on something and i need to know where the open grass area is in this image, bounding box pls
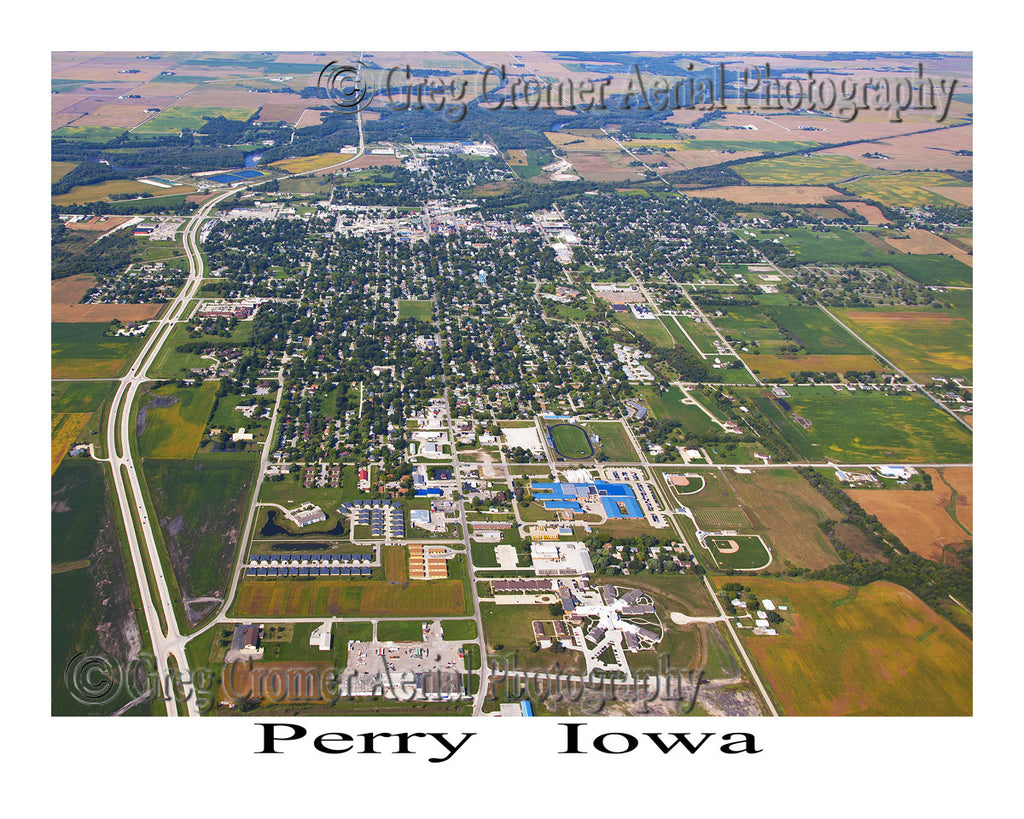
[137,382,218,460]
[377,619,427,642]
[52,179,197,206]
[231,575,469,618]
[744,385,973,463]
[613,310,675,348]
[480,602,584,675]
[736,578,972,715]
[52,458,147,715]
[720,469,842,570]
[143,457,258,602]
[146,320,254,379]
[52,322,143,378]
[637,385,722,435]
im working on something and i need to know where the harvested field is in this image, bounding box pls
[219,661,336,704]
[334,153,403,171]
[848,471,970,562]
[52,161,78,183]
[838,201,889,224]
[927,186,972,206]
[821,125,973,171]
[686,186,842,205]
[569,151,645,182]
[294,108,326,128]
[270,152,354,174]
[65,216,134,233]
[52,275,164,323]
[881,228,972,266]
[739,578,972,716]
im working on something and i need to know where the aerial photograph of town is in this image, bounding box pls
[49,47,978,733]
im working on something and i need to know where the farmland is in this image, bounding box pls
[52,322,144,378]
[737,578,972,716]
[847,469,971,562]
[134,106,257,134]
[745,386,973,462]
[735,154,872,185]
[832,303,973,380]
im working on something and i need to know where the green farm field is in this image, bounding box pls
[832,305,972,380]
[761,301,868,355]
[838,171,969,208]
[52,322,143,378]
[744,386,973,462]
[736,578,972,715]
[736,154,872,185]
[137,382,218,459]
[613,310,676,348]
[134,106,257,134]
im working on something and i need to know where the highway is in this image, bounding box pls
[102,97,370,714]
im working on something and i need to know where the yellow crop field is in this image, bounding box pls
[51,413,92,474]
[737,577,971,715]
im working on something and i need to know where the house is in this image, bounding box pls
[230,623,262,654]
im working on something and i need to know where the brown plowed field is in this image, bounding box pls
[52,275,163,323]
[685,185,841,204]
[848,469,970,562]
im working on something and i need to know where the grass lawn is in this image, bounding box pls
[637,385,722,435]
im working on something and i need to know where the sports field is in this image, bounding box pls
[738,578,972,716]
[397,299,434,322]
[548,423,594,459]
[744,386,973,463]
[702,534,772,571]
[586,420,639,461]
